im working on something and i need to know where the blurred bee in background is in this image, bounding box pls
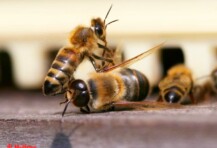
[192,67,217,102]
[43,5,119,96]
[158,64,195,104]
[60,43,164,116]
[210,68,217,93]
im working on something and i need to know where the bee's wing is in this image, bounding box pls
[101,42,165,73]
[194,74,212,82]
[112,100,181,111]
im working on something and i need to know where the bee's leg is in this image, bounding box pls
[89,54,114,72]
[103,103,115,112]
[60,94,68,105]
[101,48,106,67]
[85,105,90,113]
[189,92,196,104]
[157,95,163,102]
[59,99,68,105]
[88,56,101,72]
[80,106,90,113]
[102,50,116,67]
[97,43,111,53]
[61,101,71,117]
[92,53,114,65]
[92,53,114,72]
[97,43,114,67]
[99,49,115,66]
[53,89,66,96]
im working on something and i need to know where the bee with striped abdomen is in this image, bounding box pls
[62,68,150,114]
[158,64,195,104]
[60,43,164,116]
[43,5,118,96]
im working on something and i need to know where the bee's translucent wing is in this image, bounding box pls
[101,42,165,73]
[112,100,181,111]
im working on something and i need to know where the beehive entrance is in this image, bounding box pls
[0,50,15,88]
[160,47,185,76]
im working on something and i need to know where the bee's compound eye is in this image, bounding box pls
[70,80,89,107]
[70,80,87,91]
[94,24,103,37]
[73,91,90,107]
[164,91,181,103]
[43,80,60,96]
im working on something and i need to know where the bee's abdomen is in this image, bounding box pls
[120,68,149,101]
[162,85,184,103]
[163,85,185,96]
[43,47,80,96]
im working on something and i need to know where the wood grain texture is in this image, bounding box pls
[0,90,217,148]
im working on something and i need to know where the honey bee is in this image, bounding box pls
[43,5,118,96]
[60,43,164,116]
[158,64,195,104]
[192,67,217,100]
[210,68,217,92]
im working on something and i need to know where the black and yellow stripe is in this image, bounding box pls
[87,68,150,110]
[43,47,81,96]
[119,68,149,101]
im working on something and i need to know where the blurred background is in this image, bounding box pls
[0,0,217,91]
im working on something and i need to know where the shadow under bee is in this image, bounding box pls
[50,121,81,148]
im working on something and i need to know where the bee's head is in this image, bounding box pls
[61,79,90,116]
[91,5,118,42]
[67,79,90,108]
[91,18,106,41]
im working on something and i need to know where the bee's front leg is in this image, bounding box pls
[80,106,90,113]
[88,56,102,72]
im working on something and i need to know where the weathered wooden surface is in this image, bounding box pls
[0,90,217,148]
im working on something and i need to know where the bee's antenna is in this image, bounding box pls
[62,101,71,117]
[104,4,113,24]
[106,19,119,28]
